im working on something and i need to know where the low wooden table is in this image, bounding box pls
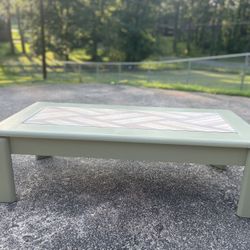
[0,102,250,217]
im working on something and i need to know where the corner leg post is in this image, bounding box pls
[0,138,16,203]
[36,155,52,160]
[237,150,250,218]
[209,165,227,171]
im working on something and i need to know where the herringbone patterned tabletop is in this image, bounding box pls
[24,106,235,133]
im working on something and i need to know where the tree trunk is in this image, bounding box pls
[91,17,99,61]
[186,0,194,55]
[16,6,26,54]
[210,20,217,55]
[91,39,98,61]
[186,18,192,55]
[173,1,180,55]
[40,0,47,79]
[6,0,15,55]
[215,23,222,54]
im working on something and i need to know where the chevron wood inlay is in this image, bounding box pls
[23,106,236,133]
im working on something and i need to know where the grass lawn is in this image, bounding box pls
[1,64,250,97]
[1,31,250,97]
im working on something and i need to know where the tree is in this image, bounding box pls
[75,0,119,61]
[1,0,15,54]
[45,0,82,60]
[113,0,157,61]
[227,0,250,53]
[5,0,250,62]
[16,3,26,54]
[40,0,47,79]
[0,18,9,43]
[173,0,181,55]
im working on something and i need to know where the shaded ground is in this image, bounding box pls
[0,83,250,249]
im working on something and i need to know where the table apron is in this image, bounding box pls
[9,137,247,166]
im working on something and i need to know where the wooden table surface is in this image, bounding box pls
[0,102,250,148]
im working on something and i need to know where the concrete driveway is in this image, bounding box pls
[0,83,250,249]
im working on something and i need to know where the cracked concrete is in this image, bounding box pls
[0,83,250,249]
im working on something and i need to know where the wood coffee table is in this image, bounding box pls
[0,102,250,217]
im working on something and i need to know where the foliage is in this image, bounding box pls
[2,0,250,61]
[45,0,83,60]
[112,0,157,61]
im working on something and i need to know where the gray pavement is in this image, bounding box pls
[0,83,250,249]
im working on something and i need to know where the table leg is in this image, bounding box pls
[237,150,250,218]
[209,165,227,171]
[36,155,52,160]
[0,138,16,203]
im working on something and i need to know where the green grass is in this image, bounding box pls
[124,81,250,97]
[1,63,250,97]
[70,49,91,62]
[0,28,249,97]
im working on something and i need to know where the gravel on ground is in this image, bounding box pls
[0,83,250,249]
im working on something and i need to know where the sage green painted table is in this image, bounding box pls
[1,102,250,218]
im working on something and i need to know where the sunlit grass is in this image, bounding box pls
[1,65,250,97]
[70,49,91,61]
[12,28,19,39]
[124,81,250,97]
[0,28,249,97]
